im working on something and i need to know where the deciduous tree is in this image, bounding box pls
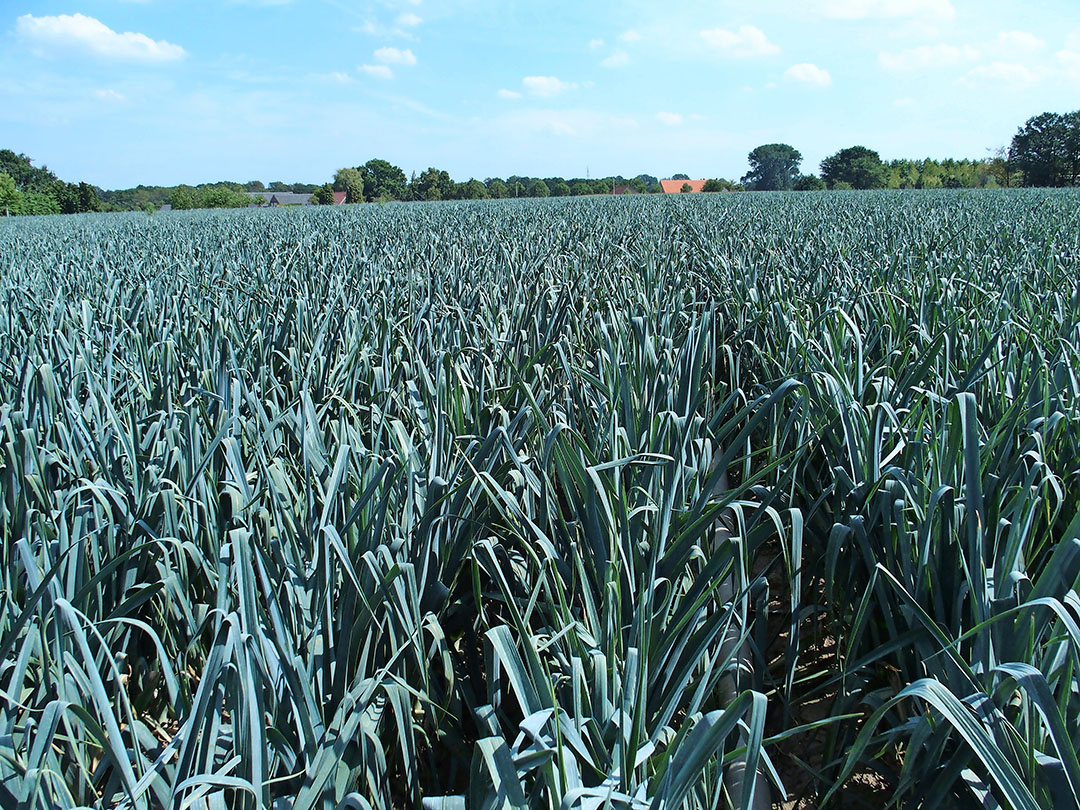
[1009,111,1080,187]
[742,144,802,191]
[821,146,887,189]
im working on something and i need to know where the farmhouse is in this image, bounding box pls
[660,179,708,194]
[612,185,641,195]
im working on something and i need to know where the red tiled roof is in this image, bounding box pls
[660,179,707,194]
[333,191,347,205]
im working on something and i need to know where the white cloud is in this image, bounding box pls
[619,30,642,43]
[15,13,186,62]
[602,50,630,68]
[326,71,354,84]
[396,13,423,27]
[817,0,955,20]
[878,43,979,72]
[589,38,605,50]
[994,31,1044,54]
[374,47,417,66]
[784,62,832,86]
[93,88,126,102]
[359,64,394,79]
[700,25,780,58]
[522,75,577,97]
[962,61,1040,86]
[656,111,683,126]
[497,88,522,99]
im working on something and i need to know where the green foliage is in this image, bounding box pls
[1010,110,1080,187]
[1,190,1079,810]
[882,157,998,189]
[681,182,693,193]
[793,174,826,191]
[0,172,22,215]
[333,167,367,203]
[742,143,803,191]
[703,178,737,192]
[311,183,336,205]
[169,185,196,209]
[529,179,550,197]
[459,178,489,200]
[413,167,453,201]
[0,149,58,192]
[487,179,509,198]
[21,192,61,215]
[821,146,888,189]
[360,159,408,201]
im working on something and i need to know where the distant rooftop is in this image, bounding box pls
[660,179,708,194]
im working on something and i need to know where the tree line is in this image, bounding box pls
[0,150,104,216]
[318,160,667,204]
[1,109,1077,216]
[739,110,1078,191]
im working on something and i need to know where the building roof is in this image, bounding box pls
[332,191,347,205]
[268,192,314,206]
[660,179,708,194]
[612,185,641,195]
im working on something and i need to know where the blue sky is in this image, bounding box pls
[2,0,1079,188]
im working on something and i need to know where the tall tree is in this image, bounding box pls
[1009,111,1080,187]
[361,159,408,201]
[412,168,453,201]
[77,182,102,213]
[742,144,802,191]
[820,146,887,189]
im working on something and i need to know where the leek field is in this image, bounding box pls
[1,190,1079,810]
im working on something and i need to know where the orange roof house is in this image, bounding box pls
[660,179,708,194]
